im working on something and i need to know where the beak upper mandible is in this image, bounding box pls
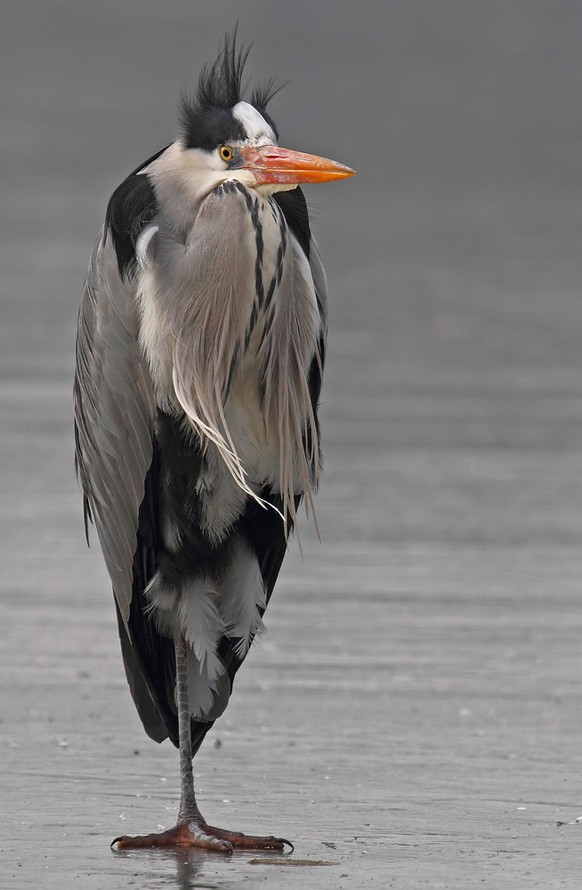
[239,145,356,185]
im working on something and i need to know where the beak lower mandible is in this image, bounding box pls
[239,145,356,186]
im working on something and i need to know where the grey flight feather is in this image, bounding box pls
[74,230,156,626]
[307,238,329,339]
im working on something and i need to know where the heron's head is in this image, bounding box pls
[174,32,354,200]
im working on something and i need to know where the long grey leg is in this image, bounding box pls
[175,632,200,824]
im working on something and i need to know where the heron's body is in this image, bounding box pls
[74,34,353,851]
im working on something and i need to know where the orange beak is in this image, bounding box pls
[239,145,355,186]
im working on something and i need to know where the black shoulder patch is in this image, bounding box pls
[273,187,311,259]
[105,151,164,279]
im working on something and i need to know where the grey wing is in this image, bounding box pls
[74,229,155,625]
[307,236,328,417]
[309,236,328,359]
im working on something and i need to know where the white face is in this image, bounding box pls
[225,102,282,193]
[151,102,283,207]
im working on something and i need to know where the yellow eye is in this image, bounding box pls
[219,145,234,163]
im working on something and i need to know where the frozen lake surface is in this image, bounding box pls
[2,3,582,887]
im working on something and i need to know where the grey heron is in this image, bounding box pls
[74,32,354,852]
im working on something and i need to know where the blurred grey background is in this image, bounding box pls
[2,2,582,888]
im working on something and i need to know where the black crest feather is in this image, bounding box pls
[180,28,281,150]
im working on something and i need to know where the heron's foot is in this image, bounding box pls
[205,823,293,852]
[112,820,293,853]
